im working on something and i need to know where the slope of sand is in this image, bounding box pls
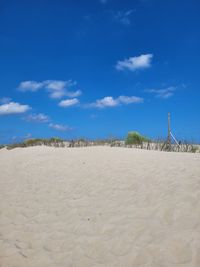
[0,146,200,267]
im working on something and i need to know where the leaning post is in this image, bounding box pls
[167,112,171,150]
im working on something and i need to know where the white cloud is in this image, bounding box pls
[118,95,144,104]
[0,102,30,115]
[25,113,50,123]
[18,80,81,99]
[114,10,133,25]
[48,90,66,99]
[59,98,79,107]
[44,80,69,90]
[44,80,77,99]
[49,123,72,132]
[145,86,176,99]
[18,81,44,92]
[66,90,82,98]
[116,54,153,72]
[45,80,67,99]
[91,95,143,108]
[94,96,119,108]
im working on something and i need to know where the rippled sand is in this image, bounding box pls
[0,146,200,267]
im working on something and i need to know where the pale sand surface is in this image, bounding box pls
[0,146,200,267]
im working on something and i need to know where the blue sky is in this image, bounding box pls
[0,0,200,143]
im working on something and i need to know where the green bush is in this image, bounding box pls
[191,145,198,153]
[125,131,149,145]
[49,137,64,143]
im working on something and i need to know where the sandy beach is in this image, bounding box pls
[0,146,200,267]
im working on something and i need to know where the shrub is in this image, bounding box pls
[7,142,27,150]
[49,137,64,143]
[125,131,149,145]
[191,145,198,153]
[6,137,65,150]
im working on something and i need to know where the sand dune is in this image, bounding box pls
[0,146,200,267]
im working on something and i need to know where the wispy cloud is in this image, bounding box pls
[99,0,107,4]
[116,54,153,72]
[0,97,12,104]
[0,102,31,115]
[25,113,50,123]
[94,96,118,108]
[117,95,144,104]
[24,112,73,132]
[90,95,143,108]
[145,86,176,99]
[18,81,44,92]
[24,133,32,139]
[11,133,32,143]
[65,90,82,98]
[90,114,98,119]
[44,80,78,99]
[114,10,133,25]
[18,80,81,99]
[59,98,79,107]
[49,123,72,132]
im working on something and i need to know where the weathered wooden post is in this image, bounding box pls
[167,112,171,150]
[161,112,171,151]
[161,112,180,151]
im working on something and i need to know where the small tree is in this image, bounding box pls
[125,131,149,145]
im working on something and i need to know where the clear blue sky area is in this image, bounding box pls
[0,0,200,143]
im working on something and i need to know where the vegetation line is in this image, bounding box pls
[0,132,199,153]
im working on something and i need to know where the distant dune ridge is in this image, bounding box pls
[2,136,200,153]
[0,146,200,267]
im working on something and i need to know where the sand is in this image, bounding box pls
[0,146,200,267]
